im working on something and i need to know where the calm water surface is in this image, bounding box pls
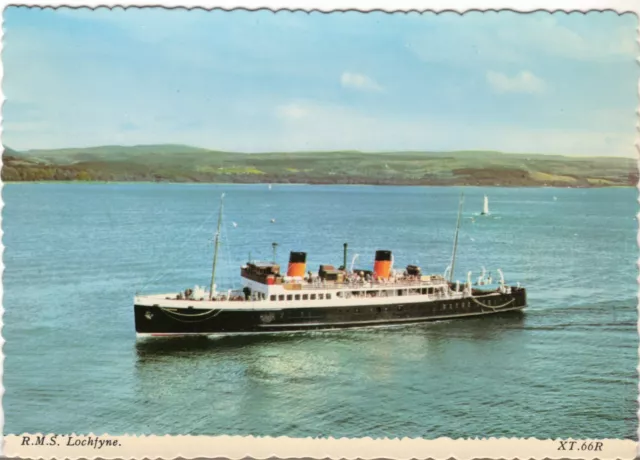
[3,184,637,438]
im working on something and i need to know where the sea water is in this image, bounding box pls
[2,183,637,438]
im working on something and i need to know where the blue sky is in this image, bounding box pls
[3,8,638,156]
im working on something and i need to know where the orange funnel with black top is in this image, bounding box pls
[373,250,392,279]
[287,251,307,277]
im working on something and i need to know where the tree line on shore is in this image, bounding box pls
[3,147,637,188]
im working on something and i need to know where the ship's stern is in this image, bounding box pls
[512,286,527,310]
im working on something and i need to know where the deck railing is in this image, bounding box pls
[286,277,448,291]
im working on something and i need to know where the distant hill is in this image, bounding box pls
[3,144,637,187]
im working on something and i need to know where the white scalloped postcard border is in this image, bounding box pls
[0,0,638,459]
[3,434,638,459]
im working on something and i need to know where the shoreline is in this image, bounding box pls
[5,148,635,189]
[1,180,635,189]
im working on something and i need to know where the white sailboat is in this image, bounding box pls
[480,195,490,216]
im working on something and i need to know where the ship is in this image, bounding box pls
[134,194,526,338]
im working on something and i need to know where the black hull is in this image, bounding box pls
[135,288,527,337]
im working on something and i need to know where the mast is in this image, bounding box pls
[343,243,348,270]
[209,193,225,300]
[449,192,464,283]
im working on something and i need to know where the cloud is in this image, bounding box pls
[340,72,383,92]
[486,70,546,94]
[275,103,310,120]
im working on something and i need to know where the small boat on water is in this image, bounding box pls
[480,195,490,216]
[133,194,526,338]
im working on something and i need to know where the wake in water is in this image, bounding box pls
[515,297,636,332]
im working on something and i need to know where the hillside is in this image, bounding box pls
[2,145,637,187]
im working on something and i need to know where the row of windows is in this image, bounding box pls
[270,293,333,302]
[268,292,497,307]
[275,301,494,315]
[335,287,445,298]
[267,287,459,302]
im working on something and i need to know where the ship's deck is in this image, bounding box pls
[135,281,512,310]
